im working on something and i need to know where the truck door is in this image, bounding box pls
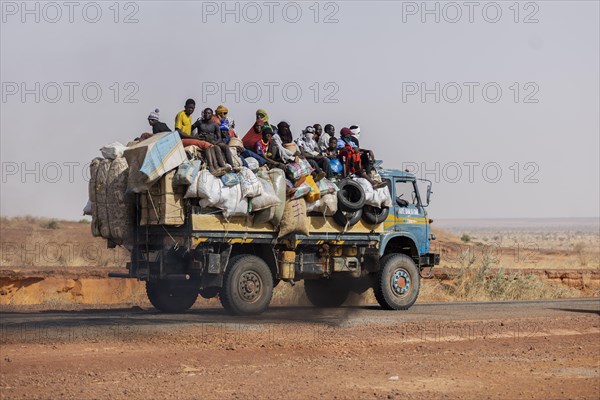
[393,179,428,253]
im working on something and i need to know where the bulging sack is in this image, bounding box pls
[216,184,249,219]
[366,185,393,208]
[268,168,286,228]
[306,194,337,216]
[239,167,262,198]
[278,199,310,238]
[100,142,127,160]
[250,177,281,211]
[244,157,260,172]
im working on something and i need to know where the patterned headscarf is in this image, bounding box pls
[215,105,229,119]
[256,108,269,122]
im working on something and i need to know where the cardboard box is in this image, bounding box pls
[140,170,185,225]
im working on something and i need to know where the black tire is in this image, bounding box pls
[199,287,220,299]
[304,279,350,308]
[373,254,420,310]
[333,208,363,227]
[146,280,199,313]
[362,205,390,225]
[337,179,366,212]
[220,254,274,315]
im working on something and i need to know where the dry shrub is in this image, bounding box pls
[448,253,578,301]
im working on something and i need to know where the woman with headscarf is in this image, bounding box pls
[240,119,269,166]
[256,108,269,124]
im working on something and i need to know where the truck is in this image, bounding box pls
[108,166,440,315]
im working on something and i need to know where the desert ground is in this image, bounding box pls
[1,217,599,399]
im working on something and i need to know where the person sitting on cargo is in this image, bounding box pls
[348,124,378,182]
[269,130,296,166]
[242,119,264,151]
[313,123,323,147]
[338,127,385,188]
[256,108,271,127]
[174,99,196,138]
[192,108,221,144]
[215,105,238,138]
[318,124,335,152]
[254,126,284,169]
[240,120,269,166]
[323,136,344,177]
[148,109,171,134]
[277,121,294,145]
[337,127,358,149]
[297,126,332,179]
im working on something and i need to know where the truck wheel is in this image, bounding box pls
[146,280,198,313]
[220,255,274,315]
[337,179,366,212]
[373,254,420,310]
[304,279,350,308]
[333,208,363,227]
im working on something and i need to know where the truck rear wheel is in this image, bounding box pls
[220,255,274,315]
[146,280,199,313]
[373,254,420,310]
[304,279,350,308]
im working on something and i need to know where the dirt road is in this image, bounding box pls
[1,299,599,399]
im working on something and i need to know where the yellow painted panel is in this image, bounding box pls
[191,214,384,234]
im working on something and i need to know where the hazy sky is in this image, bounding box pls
[1,0,599,220]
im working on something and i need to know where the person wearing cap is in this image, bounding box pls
[175,99,196,137]
[147,109,171,134]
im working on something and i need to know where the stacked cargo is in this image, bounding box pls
[86,131,392,244]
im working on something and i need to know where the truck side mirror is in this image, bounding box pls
[418,179,433,207]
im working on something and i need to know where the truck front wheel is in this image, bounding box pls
[220,255,274,315]
[373,254,420,310]
[146,280,199,313]
[304,279,350,308]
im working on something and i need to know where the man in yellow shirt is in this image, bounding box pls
[174,99,196,137]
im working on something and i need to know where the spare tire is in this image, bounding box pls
[333,208,363,227]
[362,205,390,225]
[337,179,365,212]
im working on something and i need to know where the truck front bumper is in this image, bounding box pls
[419,253,440,267]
